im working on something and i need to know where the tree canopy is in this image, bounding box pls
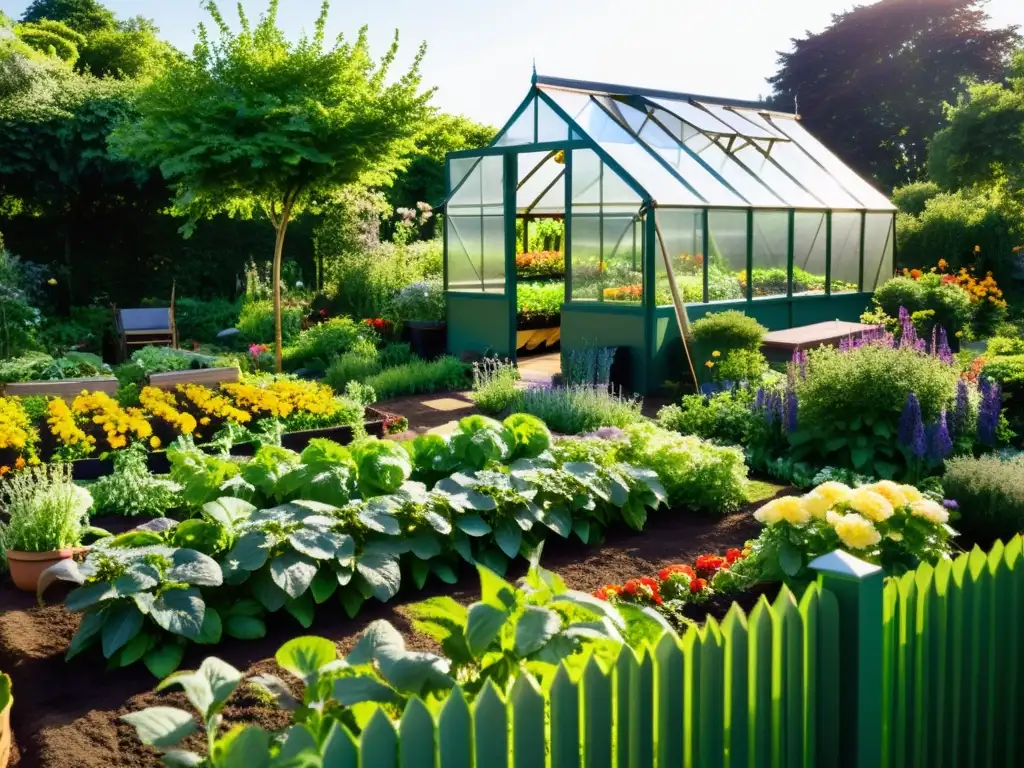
[20,0,115,35]
[768,0,1020,192]
[113,0,433,369]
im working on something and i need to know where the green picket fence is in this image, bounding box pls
[325,538,1024,768]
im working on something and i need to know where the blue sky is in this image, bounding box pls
[2,0,1021,127]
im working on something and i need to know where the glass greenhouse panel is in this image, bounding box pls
[680,130,784,207]
[759,139,862,209]
[601,214,644,303]
[572,148,602,206]
[570,213,603,301]
[494,97,536,147]
[864,213,895,291]
[768,118,895,211]
[707,210,748,302]
[830,212,862,293]
[446,155,506,293]
[517,152,565,213]
[694,102,784,140]
[792,212,828,295]
[536,96,571,143]
[732,143,823,208]
[648,97,735,134]
[751,211,790,297]
[656,208,704,305]
[447,214,483,290]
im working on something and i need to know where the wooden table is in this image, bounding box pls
[761,320,882,359]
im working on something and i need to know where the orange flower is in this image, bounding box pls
[690,578,708,594]
[725,547,744,564]
[909,269,922,279]
[937,259,948,271]
[14,456,25,469]
[658,563,695,581]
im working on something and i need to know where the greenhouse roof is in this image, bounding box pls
[485,75,895,213]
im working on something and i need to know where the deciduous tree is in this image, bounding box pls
[113,0,432,371]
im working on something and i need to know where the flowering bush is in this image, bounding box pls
[748,480,955,579]
[390,279,445,323]
[602,284,643,302]
[0,396,39,475]
[515,250,564,280]
[68,390,152,452]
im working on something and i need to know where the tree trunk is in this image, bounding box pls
[272,206,292,373]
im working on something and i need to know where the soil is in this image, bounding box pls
[0,489,787,768]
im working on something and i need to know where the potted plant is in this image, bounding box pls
[0,672,10,768]
[0,464,96,592]
[391,280,446,359]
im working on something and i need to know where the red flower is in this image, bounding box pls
[658,563,695,581]
[695,554,726,577]
[623,578,640,595]
[593,584,621,601]
[690,578,708,594]
[640,576,663,605]
[319,309,328,317]
[910,269,922,279]
[725,548,743,565]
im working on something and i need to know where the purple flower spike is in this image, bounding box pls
[926,410,953,464]
[785,386,799,433]
[977,377,1002,447]
[942,499,959,511]
[951,379,970,439]
[898,392,926,459]
[937,327,953,365]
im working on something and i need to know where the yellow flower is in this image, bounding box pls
[801,490,835,519]
[200,416,211,426]
[705,361,715,369]
[863,480,908,509]
[755,495,810,526]
[711,350,721,358]
[814,481,853,507]
[14,456,25,469]
[150,436,161,449]
[829,512,881,550]
[899,485,923,503]
[887,531,904,542]
[47,278,57,286]
[910,500,949,525]
[848,488,894,523]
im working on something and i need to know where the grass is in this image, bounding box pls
[744,479,788,504]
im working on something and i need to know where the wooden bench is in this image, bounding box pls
[761,320,882,361]
[147,367,240,390]
[1,376,119,400]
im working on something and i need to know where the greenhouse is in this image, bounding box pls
[442,74,896,393]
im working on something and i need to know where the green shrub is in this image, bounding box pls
[174,297,240,343]
[0,464,92,555]
[236,299,304,344]
[324,350,382,392]
[657,390,758,445]
[690,310,767,353]
[379,342,413,368]
[471,358,521,414]
[870,274,974,338]
[390,280,445,323]
[987,337,1024,356]
[90,445,181,517]
[0,351,110,383]
[943,454,1024,544]
[281,317,366,371]
[714,348,769,383]
[130,346,219,375]
[361,356,471,401]
[619,422,748,514]
[517,282,565,318]
[509,384,644,435]
[892,181,942,216]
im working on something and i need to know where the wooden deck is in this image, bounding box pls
[762,320,880,357]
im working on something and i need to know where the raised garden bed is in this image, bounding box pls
[0,377,118,400]
[0,491,777,767]
[70,407,394,480]
[146,367,240,390]
[516,326,560,352]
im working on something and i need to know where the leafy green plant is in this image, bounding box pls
[324,349,382,393]
[943,454,1024,545]
[508,384,643,435]
[173,297,241,344]
[657,389,759,445]
[390,279,445,323]
[131,346,220,375]
[237,299,304,345]
[516,281,564,320]
[0,464,94,555]
[470,357,520,414]
[91,444,182,517]
[360,356,470,400]
[0,351,110,383]
[282,317,367,372]
[690,310,767,354]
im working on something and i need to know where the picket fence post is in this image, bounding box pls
[810,550,884,768]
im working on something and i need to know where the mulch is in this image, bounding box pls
[0,487,788,768]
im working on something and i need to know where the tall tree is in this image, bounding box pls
[13,18,84,64]
[767,0,1019,192]
[113,0,432,371]
[76,17,180,80]
[20,0,115,35]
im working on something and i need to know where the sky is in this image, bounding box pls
[2,0,1022,128]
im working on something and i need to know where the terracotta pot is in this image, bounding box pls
[4,548,82,593]
[0,673,11,768]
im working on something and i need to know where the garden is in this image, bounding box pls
[2,0,1024,766]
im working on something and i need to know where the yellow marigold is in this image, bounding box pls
[910,500,949,525]
[863,480,908,509]
[848,488,894,523]
[755,495,810,526]
[14,456,25,469]
[899,485,923,503]
[711,350,721,358]
[150,436,161,449]
[829,512,881,550]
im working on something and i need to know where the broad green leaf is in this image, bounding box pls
[270,551,318,599]
[161,750,204,767]
[195,606,223,645]
[288,528,345,560]
[213,725,271,767]
[224,616,267,640]
[551,590,626,629]
[309,567,339,603]
[778,541,804,577]
[476,564,516,610]
[158,657,242,719]
[465,602,508,657]
[65,582,116,612]
[409,533,442,561]
[226,530,270,572]
[111,631,152,669]
[355,551,402,602]
[332,675,399,706]
[494,520,522,559]
[285,592,315,628]
[37,558,84,600]
[168,549,224,587]
[514,606,562,656]
[66,609,105,660]
[202,497,256,527]
[101,601,144,659]
[113,563,161,595]
[276,724,319,762]
[347,620,404,665]
[850,446,873,470]
[339,588,365,619]
[411,558,429,590]
[431,560,458,584]
[543,506,572,537]
[144,642,186,679]
[276,636,337,684]
[120,706,196,748]
[454,514,491,537]
[248,674,299,710]
[477,547,509,576]
[377,650,454,695]
[150,588,205,640]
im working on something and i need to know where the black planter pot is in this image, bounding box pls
[403,321,447,360]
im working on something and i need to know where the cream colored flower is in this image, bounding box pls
[864,480,908,509]
[887,531,904,542]
[801,490,835,519]
[755,496,810,526]
[910,500,949,525]
[899,485,924,503]
[815,481,854,507]
[830,512,882,550]
[848,488,895,523]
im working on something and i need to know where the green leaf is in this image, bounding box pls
[347,619,405,665]
[494,520,522,559]
[850,446,874,470]
[214,725,271,766]
[288,528,346,561]
[411,557,429,590]
[202,497,255,527]
[543,506,572,538]
[65,582,116,612]
[377,651,454,695]
[224,615,266,640]
[270,551,318,599]
[247,674,299,711]
[339,588,365,619]
[144,642,186,679]
[332,675,399,706]
[168,549,224,587]
[572,518,591,544]
[227,530,270,572]
[551,590,626,629]
[310,567,339,604]
[874,459,899,479]
[477,547,509,576]
[476,564,516,610]
[823,436,848,453]
[465,602,508,657]
[514,606,562,656]
[66,609,105,661]
[195,606,223,645]
[276,636,337,684]
[431,560,458,584]
[112,631,151,668]
[873,421,893,439]
[455,514,491,537]
[276,724,319,762]
[101,601,144,659]
[285,592,315,628]
[452,531,475,563]
[158,657,243,719]
[150,588,205,640]
[120,706,196,748]
[160,750,204,767]
[355,551,402,602]
[250,568,287,612]
[786,430,814,446]
[409,533,442,561]
[778,541,804,578]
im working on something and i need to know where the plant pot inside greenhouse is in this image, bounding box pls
[403,321,447,360]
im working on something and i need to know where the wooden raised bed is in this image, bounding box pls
[147,366,240,390]
[1,376,118,400]
[516,326,560,352]
[71,407,393,480]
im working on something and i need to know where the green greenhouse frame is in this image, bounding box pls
[442,74,896,394]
